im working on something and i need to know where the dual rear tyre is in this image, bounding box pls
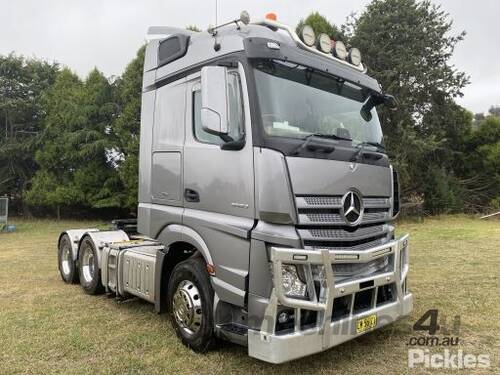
[58,234,79,284]
[57,234,103,295]
[77,236,104,295]
[58,237,215,351]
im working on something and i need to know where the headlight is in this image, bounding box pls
[282,264,307,298]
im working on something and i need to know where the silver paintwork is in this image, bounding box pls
[252,19,366,72]
[79,230,129,269]
[58,228,100,262]
[101,241,163,303]
[287,157,392,197]
[173,280,203,335]
[254,148,297,224]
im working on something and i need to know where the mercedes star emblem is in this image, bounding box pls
[341,190,363,225]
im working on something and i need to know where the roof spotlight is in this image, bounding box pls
[317,33,332,54]
[348,48,362,66]
[240,10,251,25]
[333,40,348,60]
[300,25,316,47]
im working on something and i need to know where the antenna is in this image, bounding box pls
[213,0,221,51]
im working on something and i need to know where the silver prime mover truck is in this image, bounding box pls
[57,12,412,363]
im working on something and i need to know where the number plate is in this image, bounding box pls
[356,314,377,333]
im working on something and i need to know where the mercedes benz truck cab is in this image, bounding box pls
[58,12,412,364]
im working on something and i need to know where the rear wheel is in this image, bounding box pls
[58,234,78,283]
[78,236,104,295]
[167,256,216,352]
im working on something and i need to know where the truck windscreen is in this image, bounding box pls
[253,60,384,150]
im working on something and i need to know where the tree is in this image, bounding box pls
[344,0,469,213]
[111,46,145,210]
[296,12,344,41]
[0,54,59,215]
[460,116,500,210]
[26,68,123,218]
[488,105,500,117]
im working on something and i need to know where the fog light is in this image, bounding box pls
[278,311,289,324]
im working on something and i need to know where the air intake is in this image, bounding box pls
[392,167,400,217]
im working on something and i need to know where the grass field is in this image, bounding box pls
[0,216,498,374]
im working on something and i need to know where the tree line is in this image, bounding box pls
[0,0,498,218]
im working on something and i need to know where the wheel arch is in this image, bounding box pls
[154,224,213,313]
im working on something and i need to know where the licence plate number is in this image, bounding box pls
[356,314,377,333]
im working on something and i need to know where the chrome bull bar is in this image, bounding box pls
[249,234,411,363]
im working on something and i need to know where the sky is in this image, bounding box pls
[1,0,498,114]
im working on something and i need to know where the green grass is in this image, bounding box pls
[0,216,498,374]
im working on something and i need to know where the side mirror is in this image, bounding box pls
[360,93,399,121]
[201,66,229,135]
[384,94,398,110]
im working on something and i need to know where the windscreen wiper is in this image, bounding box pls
[356,141,386,152]
[351,141,386,162]
[292,133,352,155]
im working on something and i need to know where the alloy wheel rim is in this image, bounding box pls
[61,244,71,276]
[81,246,95,283]
[172,280,203,335]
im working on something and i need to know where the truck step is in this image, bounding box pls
[218,323,248,336]
[217,323,248,347]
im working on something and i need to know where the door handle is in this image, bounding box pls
[184,189,200,202]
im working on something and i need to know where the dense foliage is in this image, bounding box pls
[0,0,498,218]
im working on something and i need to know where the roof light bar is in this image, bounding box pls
[254,18,366,72]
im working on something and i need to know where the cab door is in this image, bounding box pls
[182,64,254,306]
[183,65,254,218]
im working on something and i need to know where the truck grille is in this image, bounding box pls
[296,195,391,226]
[295,195,392,251]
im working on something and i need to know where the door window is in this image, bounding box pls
[193,72,244,145]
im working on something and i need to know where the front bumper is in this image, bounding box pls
[248,234,412,364]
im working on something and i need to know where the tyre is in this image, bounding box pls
[167,256,216,352]
[58,234,78,284]
[78,236,104,295]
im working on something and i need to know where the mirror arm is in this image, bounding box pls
[219,134,234,143]
[220,134,245,151]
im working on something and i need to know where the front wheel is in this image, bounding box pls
[78,236,104,295]
[167,256,216,352]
